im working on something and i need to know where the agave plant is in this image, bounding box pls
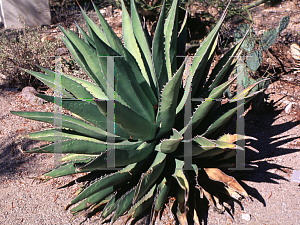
[11,0,261,224]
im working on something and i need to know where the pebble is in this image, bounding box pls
[242,213,251,221]
[21,87,45,105]
[56,48,68,56]
[285,102,293,114]
[0,73,7,85]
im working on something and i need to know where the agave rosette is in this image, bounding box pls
[11,0,260,223]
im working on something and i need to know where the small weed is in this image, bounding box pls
[0,25,63,88]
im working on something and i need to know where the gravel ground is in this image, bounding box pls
[1,74,299,225]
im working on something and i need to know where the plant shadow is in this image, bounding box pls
[188,100,300,225]
[0,133,44,180]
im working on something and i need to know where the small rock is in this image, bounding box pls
[22,86,38,95]
[21,87,45,105]
[0,73,7,85]
[100,6,113,17]
[0,73,6,79]
[56,47,68,56]
[41,35,56,43]
[291,43,300,60]
[99,9,106,15]
[241,213,251,221]
[285,102,293,114]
